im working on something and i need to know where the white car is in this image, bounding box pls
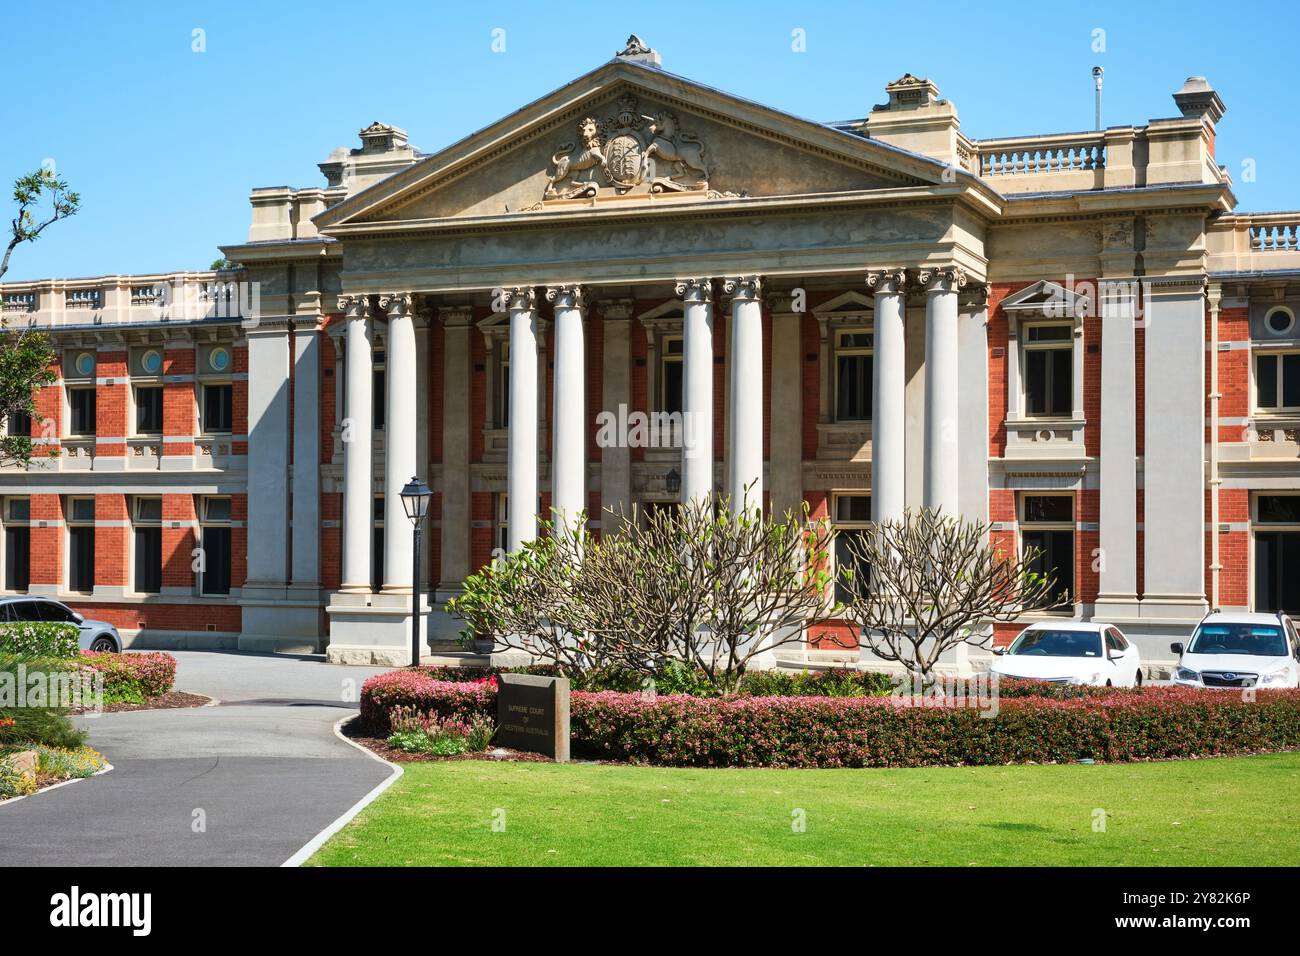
[990,621,1144,687]
[1171,611,1300,689]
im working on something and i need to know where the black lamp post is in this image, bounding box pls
[400,476,433,667]
[665,468,681,496]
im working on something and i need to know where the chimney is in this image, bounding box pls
[863,74,964,168]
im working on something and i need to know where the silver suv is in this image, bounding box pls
[0,596,122,653]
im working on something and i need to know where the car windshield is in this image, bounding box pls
[1188,623,1287,657]
[1008,629,1102,658]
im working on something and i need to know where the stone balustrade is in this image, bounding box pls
[1207,213,1300,273]
[978,132,1107,178]
[0,271,248,328]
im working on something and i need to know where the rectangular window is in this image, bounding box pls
[495,493,509,557]
[1255,352,1300,411]
[834,330,873,422]
[135,385,163,434]
[659,335,684,415]
[832,493,872,605]
[1255,493,1300,615]
[68,387,96,436]
[1023,323,1073,418]
[373,349,386,432]
[133,497,162,594]
[69,529,95,593]
[1020,493,1074,609]
[3,497,29,592]
[7,408,31,437]
[202,383,233,434]
[199,496,232,595]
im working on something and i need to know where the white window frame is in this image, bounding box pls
[1018,492,1076,612]
[1019,320,1075,420]
[198,495,233,596]
[1252,348,1300,415]
[1,496,30,594]
[65,495,96,594]
[830,492,872,604]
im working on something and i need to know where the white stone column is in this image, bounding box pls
[921,267,964,515]
[676,278,714,506]
[506,287,539,551]
[1095,282,1139,616]
[547,285,586,536]
[724,275,764,515]
[381,293,416,592]
[291,324,321,588]
[339,296,374,592]
[867,269,907,523]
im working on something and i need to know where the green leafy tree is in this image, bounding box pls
[0,168,80,466]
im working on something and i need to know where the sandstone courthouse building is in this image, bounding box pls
[2,38,1297,667]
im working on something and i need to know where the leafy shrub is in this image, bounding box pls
[360,674,1300,768]
[385,705,494,756]
[0,653,85,749]
[0,622,79,659]
[80,651,176,702]
[0,757,36,798]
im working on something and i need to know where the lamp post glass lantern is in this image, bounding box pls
[400,476,432,667]
[665,468,681,496]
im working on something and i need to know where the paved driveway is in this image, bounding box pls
[0,652,393,867]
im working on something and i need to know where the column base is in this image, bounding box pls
[1092,594,1142,621]
[239,584,326,654]
[324,589,438,665]
[1137,594,1209,623]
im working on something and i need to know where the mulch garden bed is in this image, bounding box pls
[341,716,553,764]
[85,691,213,714]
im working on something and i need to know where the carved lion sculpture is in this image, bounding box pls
[544,117,607,199]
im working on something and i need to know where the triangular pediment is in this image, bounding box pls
[1000,280,1091,317]
[316,60,958,233]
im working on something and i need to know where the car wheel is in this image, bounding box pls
[89,635,117,653]
[1135,670,1143,688]
[1105,679,1113,687]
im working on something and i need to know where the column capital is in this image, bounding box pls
[439,305,474,327]
[722,275,764,302]
[545,284,586,310]
[378,292,413,317]
[501,286,538,312]
[337,295,372,319]
[866,269,908,295]
[917,266,968,294]
[674,277,714,303]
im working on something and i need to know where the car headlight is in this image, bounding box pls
[1260,668,1292,687]
[1175,667,1200,683]
[1071,672,1102,685]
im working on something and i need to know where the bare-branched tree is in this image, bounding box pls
[841,508,1070,684]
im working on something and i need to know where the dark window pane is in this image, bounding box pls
[201,527,231,595]
[1284,355,1300,408]
[662,360,683,415]
[1024,529,1074,607]
[1023,495,1073,523]
[834,530,871,605]
[1258,354,1279,408]
[1258,495,1300,524]
[134,527,162,593]
[37,601,76,623]
[372,526,384,592]
[1027,325,1071,343]
[372,369,386,431]
[4,527,29,591]
[203,384,233,433]
[69,527,94,592]
[1024,350,1047,416]
[1256,532,1300,615]
[1050,348,1071,415]
[11,601,41,622]
[8,409,31,437]
[836,354,872,421]
[70,389,96,435]
[136,387,163,433]
[835,495,872,523]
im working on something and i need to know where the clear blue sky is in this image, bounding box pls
[4,0,1298,281]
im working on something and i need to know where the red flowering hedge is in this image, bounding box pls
[360,671,1300,768]
[80,651,177,701]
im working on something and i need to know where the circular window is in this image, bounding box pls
[1266,307,1295,336]
[208,347,230,372]
[74,352,95,377]
[141,349,162,375]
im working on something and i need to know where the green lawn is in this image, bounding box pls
[310,753,1300,866]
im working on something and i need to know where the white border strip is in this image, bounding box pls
[0,761,114,809]
[281,715,403,867]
